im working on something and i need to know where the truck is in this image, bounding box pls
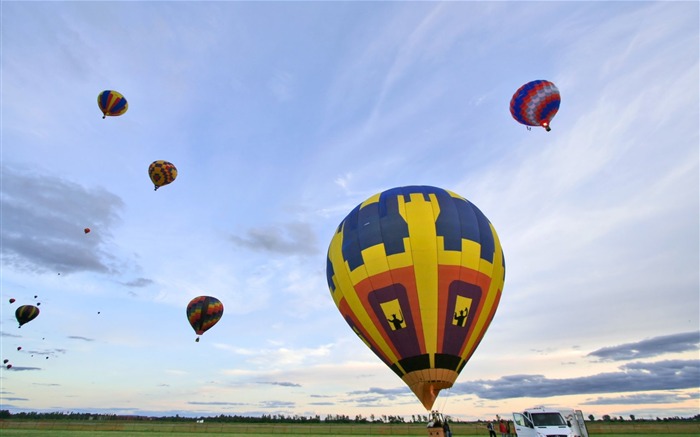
[512,406,588,437]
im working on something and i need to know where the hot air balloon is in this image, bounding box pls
[186,296,224,342]
[326,185,506,410]
[148,160,178,191]
[510,80,560,131]
[15,305,40,328]
[84,228,91,234]
[9,298,15,304]
[6,364,11,369]
[97,90,128,119]
[3,359,8,364]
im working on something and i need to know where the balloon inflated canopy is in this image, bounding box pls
[186,296,223,341]
[97,90,128,118]
[148,160,178,191]
[326,186,506,410]
[15,305,40,328]
[510,79,560,131]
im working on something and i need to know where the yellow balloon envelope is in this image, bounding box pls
[326,186,505,410]
[148,160,178,191]
[97,90,128,118]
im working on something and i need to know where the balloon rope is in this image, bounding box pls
[439,387,451,414]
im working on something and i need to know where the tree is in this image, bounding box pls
[588,414,595,421]
[602,415,611,422]
[630,414,636,421]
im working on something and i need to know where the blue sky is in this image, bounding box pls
[1,1,698,422]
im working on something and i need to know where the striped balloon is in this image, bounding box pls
[97,90,128,119]
[186,296,224,342]
[326,186,505,410]
[510,80,560,131]
[15,305,40,328]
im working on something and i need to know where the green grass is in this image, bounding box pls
[1,420,698,436]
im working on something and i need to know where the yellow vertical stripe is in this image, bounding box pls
[403,192,440,362]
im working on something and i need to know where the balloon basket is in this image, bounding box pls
[427,429,445,437]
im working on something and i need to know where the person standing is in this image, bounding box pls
[499,419,507,437]
[487,421,497,437]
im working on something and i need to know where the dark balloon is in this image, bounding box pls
[186,296,224,342]
[17,347,21,351]
[15,305,40,328]
[6,364,11,369]
[9,298,15,304]
[3,359,8,364]
[84,228,91,234]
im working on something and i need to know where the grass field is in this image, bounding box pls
[1,420,698,436]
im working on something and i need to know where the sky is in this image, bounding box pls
[1,0,698,423]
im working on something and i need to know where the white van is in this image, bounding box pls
[557,409,589,437]
[512,406,574,437]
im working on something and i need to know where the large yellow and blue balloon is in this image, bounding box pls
[510,80,560,131]
[97,90,128,119]
[326,185,505,410]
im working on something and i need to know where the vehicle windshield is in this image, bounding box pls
[531,412,566,426]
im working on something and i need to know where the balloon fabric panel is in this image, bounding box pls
[326,186,505,410]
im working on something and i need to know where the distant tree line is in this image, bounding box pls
[1,410,697,423]
[0,411,440,423]
[587,413,700,422]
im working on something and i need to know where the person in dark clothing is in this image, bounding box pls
[487,421,497,437]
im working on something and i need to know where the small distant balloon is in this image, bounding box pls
[34,295,37,299]
[9,298,15,304]
[84,228,91,234]
[37,302,41,306]
[15,305,40,328]
[97,90,128,119]
[186,296,224,342]
[3,359,8,364]
[6,364,11,369]
[148,160,178,191]
[510,79,561,131]
[17,347,21,351]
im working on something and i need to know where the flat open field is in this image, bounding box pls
[1,420,698,436]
